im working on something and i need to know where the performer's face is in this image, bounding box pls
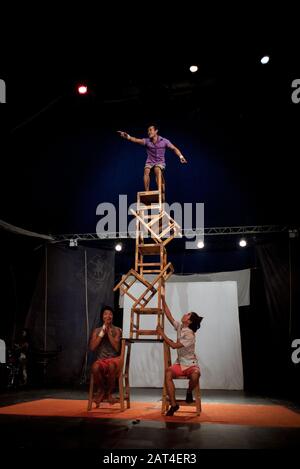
[181,312,192,325]
[102,310,113,325]
[147,126,158,138]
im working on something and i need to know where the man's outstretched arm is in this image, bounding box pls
[117,131,145,145]
[168,142,187,164]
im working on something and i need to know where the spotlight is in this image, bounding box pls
[77,84,88,94]
[69,239,78,248]
[197,240,204,249]
[189,65,198,73]
[289,230,299,239]
[115,243,122,252]
[260,56,270,65]
[239,239,247,247]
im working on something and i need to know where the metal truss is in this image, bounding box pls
[51,225,296,243]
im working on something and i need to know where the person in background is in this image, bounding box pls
[89,306,122,405]
[14,329,31,386]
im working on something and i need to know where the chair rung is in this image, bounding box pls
[138,262,161,266]
[132,310,163,315]
[135,330,158,335]
[167,399,199,407]
[138,269,161,273]
[138,244,164,255]
[137,205,161,211]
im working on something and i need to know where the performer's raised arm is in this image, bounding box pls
[117,131,145,145]
[162,291,177,328]
[156,325,184,349]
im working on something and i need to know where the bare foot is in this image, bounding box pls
[93,391,105,408]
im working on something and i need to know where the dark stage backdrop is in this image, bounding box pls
[25,244,115,385]
[255,238,300,397]
[239,237,300,398]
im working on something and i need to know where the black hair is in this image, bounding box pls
[100,305,114,320]
[147,124,158,131]
[188,312,203,333]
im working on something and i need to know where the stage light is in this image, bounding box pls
[77,85,88,94]
[197,240,204,249]
[115,243,122,252]
[239,239,247,247]
[261,56,270,64]
[69,239,78,248]
[289,229,299,239]
[189,65,198,73]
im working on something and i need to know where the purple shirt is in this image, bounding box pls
[143,136,173,166]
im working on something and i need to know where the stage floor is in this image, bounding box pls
[0,388,299,449]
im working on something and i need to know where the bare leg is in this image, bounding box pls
[107,362,118,404]
[161,173,165,202]
[154,166,165,201]
[188,371,200,392]
[91,362,105,405]
[144,168,151,191]
[166,368,177,407]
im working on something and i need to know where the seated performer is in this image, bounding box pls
[117,124,187,199]
[89,306,122,405]
[157,293,203,416]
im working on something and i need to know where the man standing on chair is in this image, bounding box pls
[89,306,122,406]
[157,294,203,416]
[117,125,187,199]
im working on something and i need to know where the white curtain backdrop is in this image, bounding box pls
[120,269,250,308]
[123,281,244,390]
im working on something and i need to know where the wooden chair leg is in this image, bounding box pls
[87,373,94,411]
[118,373,124,411]
[118,339,126,412]
[161,342,171,414]
[125,343,131,409]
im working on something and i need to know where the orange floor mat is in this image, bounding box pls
[1,399,300,427]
